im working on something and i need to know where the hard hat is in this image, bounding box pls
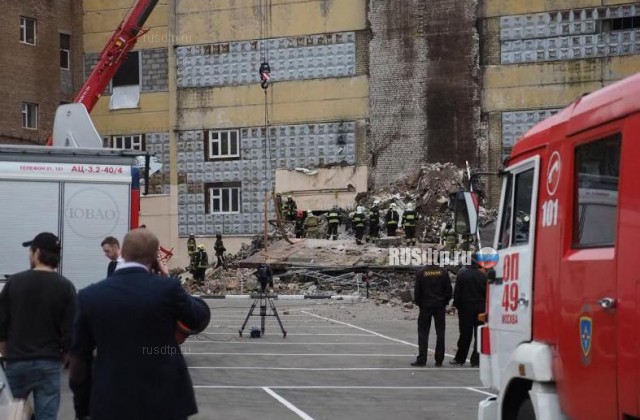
[307,209,313,214]
[356,206,364,213]
[373,200,380,206]
[390,203,397,209]
[407,203,414,211]
[197,244,205,250]
[287,195,292,199]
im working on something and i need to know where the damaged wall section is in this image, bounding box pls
[275,166,368,211]
[368,0,482,187]
[176,121,362,237]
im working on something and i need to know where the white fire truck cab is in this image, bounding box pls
[457,72,640,420]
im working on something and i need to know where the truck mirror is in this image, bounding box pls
[454,191,479,235]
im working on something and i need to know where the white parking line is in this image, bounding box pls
[301,311,416,346]
[465,387,496,397]
[189,366,477,371]
[183,342,408,346]
[207,325,359,328]
[195,385,489,390]
[190,333,374,337]
[263,387,314,420]
[301,311,458,359]
[185,352,414,357]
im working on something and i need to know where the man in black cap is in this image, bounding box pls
[411,264,452,367]
[0,232,76,419]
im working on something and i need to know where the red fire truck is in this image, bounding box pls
[457,72,640,419]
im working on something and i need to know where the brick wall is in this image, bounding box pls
[0,0,83,144]
[368,0,482,187]
[142,49,169,92]
[85,48,169,93]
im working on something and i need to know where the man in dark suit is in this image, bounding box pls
[101,236,122,277]
[70,229,211,420]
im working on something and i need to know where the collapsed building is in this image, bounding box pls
[180,162,498,305]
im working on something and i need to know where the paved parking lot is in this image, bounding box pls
[59,299,492,419]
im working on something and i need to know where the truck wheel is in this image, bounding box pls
[516,398,535,420]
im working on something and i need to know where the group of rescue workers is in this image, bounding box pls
[186,233,227,283]
[281,196,473,250]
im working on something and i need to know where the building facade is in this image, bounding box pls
[0,0,83,144]
[480,0,640,202]
[85,0,369,266]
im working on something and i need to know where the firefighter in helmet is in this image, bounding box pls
[402,203,418,246]
[366,200,381,242]
[187,233,196,256]
[352,206,367,245]
[283,195,297,221]
[192,244,208,284]
[304,209,323,239]
[326,205,341,240]
[385,203,400,237]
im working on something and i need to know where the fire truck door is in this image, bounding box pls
[491,157,538,381]
[615,124,639,417]
[558,134,620,419]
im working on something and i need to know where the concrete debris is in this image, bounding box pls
[355,163,496,243]
[294,167,319,175]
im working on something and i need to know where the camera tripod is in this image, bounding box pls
[238,290,287,338]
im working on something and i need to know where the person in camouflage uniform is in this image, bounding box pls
[442,223,458,253]
[304,210,324,239]
[187,234,196,256]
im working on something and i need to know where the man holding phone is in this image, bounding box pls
[70,228,209,420]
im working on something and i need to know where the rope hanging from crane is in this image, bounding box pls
[259,0,272,90]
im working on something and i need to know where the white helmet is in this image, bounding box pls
[406,203,414,211]
[373,199,380,206]
[356,206,364,213]
[390,203,397,209]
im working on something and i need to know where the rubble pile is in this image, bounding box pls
[356,163,495,243]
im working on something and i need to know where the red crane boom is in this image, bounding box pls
[47,0,159,145]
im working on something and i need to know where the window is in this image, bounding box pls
[206,182,241,214]
[20,17,36,45]
[110,135,145,151]
[207,130,240,159]
[497,175,513,250]
[573,135,621,247]
[60,33,70,69]
[512,169,534,246]
[498,168,535,248]
[21,102,38,129]
[112,51,140,87]
[600,16,640,32]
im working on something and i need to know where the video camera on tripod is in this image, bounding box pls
[238,264,287,338]
[256,263,274,293]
